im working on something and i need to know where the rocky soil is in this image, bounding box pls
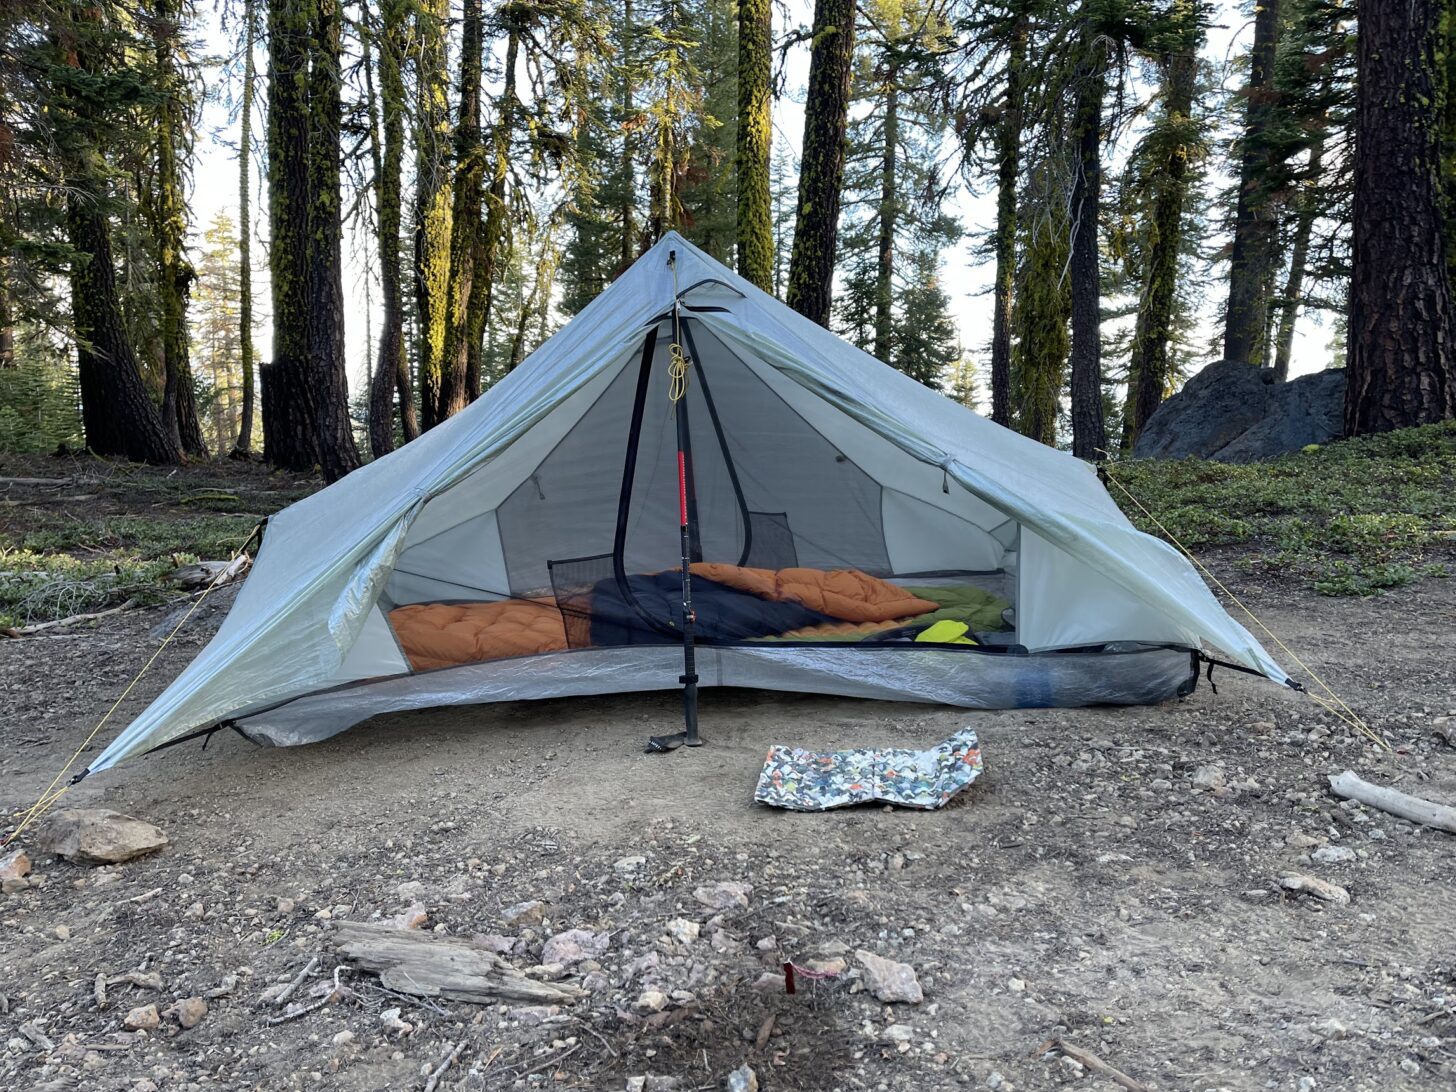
[1,561,1454,1091]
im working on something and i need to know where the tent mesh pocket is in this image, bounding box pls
[743,511,798,569]
[548,554,615,649]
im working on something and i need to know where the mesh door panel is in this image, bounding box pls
[548,554,615,649]
[743,512,799,569]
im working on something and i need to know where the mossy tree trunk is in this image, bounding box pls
[440,0,485,418]
[736,0,773,290]
[1067,43,1107,460]
[1012,211,1070,447]
[1122,40,1199,449]
[1223,0,1281,367]
[988,15,1026,428]
[153,0,207,458]
[872,74,898,363]
[413,0,453,429]
[786,0,856,327]
[478,25,521,398]
[231,0,257,458]
[305,0,360,481]
[1345,0,1456,433]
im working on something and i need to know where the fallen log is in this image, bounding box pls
[0,476,74,488]
[2,599,139,638]
[165,556,250,590]
[331,921,584,1005]
[1328,770,1456,834]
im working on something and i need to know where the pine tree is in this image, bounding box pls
[893,248,962,388]
[786,0,857,326]
[413,0,453,430]
[1345,0,1456,432]
[231,0,257,457]
[736,0,773,288]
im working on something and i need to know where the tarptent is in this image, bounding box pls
[86,233,1287,775]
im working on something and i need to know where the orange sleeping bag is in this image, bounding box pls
[387,566,936,671]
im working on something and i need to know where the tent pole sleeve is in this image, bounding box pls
[612,325,680,639]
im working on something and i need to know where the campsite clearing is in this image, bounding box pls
[1,524,1453,1089]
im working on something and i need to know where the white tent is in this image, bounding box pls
[87,233,1286,775]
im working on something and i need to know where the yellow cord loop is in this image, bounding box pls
[668,343,691,402]
[1098,464,1389,751]
[3,521,265,847]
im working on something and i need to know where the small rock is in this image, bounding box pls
[1296,1077,1317,1092]
[725,1063,758,1092]
[693,881,751,911]
[54,924,70,941]
[513,1004,561,1026]
[1280,873,1350,905]
[855,950,923,1003]
[1400,1059,1420,1076]
[379,1007,413,1036]
[1286,831,1325,849]
[0,847,31,882]
[1312,845,1356,865]
[1191,765,1225,791]
[1311,1018,1347,1040]
[1007,977,1025,992]
[883,1024,915,1043]
[502,899,546,927]
[332,1029,355,1047]
[473,933,517,954]
[986,1072,1006,1090]
[169,998,207,1030]
[614,855,647,873]
[751,972,785,994]
[396,880,426,900]
[636,989,669,1013]
[665,918,700,945]
[36,809,168,865]
[542,928,608,965]
[276,897,295,915]
[1,876,28,894]
[124,1004,160,1032]
[392,903,428,929]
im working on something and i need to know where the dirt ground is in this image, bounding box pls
[3,523,1456,1089]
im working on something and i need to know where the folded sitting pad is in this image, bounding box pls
[754,728,984,811]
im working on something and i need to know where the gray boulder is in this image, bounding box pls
[36,808,168,864]
[1133,361,1345,462]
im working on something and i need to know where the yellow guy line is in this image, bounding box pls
[1098,465,1389,751]
[2,522,264,847]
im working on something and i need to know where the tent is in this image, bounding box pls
[85,233,1288,776]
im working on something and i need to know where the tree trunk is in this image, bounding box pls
[785,0,856,327]
[1067,48,1107,460]
[479,27,521,397]
[1223,0,1281,366]
[264,0,320,469]
[57,12,181,464]
[736,0,773,290]
[1345,0,1456,433]
[413,0,453,429]
[363,1,397,456]
[988,17,1025,428]
[873,74,898,363]
[306,0,361,481]
[1272,133,1324,381]
[1122,43,1198,449]
[154,0,207,458]
[231,0,257,457]
[0,261,13,368]
[620,0,637,268]
[1012,212,1070,447]
[440,0,485,420]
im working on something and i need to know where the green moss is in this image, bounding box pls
[1110,420,1456,596]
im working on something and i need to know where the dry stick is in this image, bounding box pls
[265,967,346,1027]
[4,600,140,637]
[1328,770,1456,834]
[93,973,107,1011]
[1034,1038,1149,1092]
[274,955,320,1008]
[423,1040,467,1092]
[515,1042,581,1080]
